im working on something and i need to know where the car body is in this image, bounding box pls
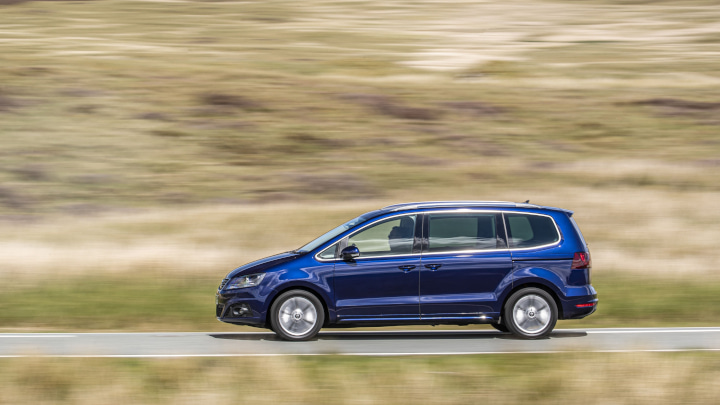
[216,201,597,340]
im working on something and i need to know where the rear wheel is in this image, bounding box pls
[270,290,324,341]
[504,288,557,339]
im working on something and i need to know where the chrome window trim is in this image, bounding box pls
[420,248,508,256]
[313,209,563,262]
[336,252,423,262]
[316,243,339,261]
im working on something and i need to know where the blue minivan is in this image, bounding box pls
[216,201,597,340]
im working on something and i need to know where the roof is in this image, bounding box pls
[380,201,573,215]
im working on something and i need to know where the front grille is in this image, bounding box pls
[218,278,229,290]
[216,304,225,317]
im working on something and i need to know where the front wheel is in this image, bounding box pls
[270,290,324,341]
[504,288,557,339]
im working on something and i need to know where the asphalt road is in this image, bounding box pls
[1,328,719,357]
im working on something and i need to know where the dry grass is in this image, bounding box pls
[1,184,718,282]
[0,0,719,213]
[0,353,718,404]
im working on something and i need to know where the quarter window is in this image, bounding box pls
[318,243,338,260]
[347,215,416,257]
[505,213,560,248]
[427,213,500,253]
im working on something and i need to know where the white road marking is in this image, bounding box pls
[1,348,720,358]
[0,335,76,338]
[1,327,716,337]
[583,329,720,334]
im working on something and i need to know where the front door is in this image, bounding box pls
[419,212,513,318]
[333,214,421,321]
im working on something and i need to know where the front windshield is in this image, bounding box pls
[296,210,383,253]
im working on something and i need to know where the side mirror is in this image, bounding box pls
[341,246,360,261]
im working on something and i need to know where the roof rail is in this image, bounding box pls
[382,201,524,211]
[379,201,573,215]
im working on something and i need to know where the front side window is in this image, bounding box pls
[296,210,387,253]
[427,213,500,253]
[347,215,416,257]
[505,213,560,248]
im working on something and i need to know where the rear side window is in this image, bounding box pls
[505,213,560,248]
[428,213,500,253]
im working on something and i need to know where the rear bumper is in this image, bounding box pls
[561,293,598,320]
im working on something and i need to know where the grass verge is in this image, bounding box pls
[1,353,719,404]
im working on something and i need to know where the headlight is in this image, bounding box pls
[225,273,266,290]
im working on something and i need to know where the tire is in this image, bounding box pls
[270,290,324,341]
[490,322,509,333]
[503,287,557,339]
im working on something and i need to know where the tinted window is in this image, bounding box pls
[318,243,338,260]
[348,215,416,257]
[505,213,559,248]
[428,213,499,253]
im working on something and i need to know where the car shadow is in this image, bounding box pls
[497,330,588,340]
[209,333,280,341]
[209,330,587,341]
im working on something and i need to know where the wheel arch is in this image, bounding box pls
[265,285,331,328]
[500,282,564,321]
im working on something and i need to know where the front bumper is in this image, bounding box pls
[216,289,266,327]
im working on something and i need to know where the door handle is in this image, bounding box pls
[398,265,416,272]
[424,264,442,271]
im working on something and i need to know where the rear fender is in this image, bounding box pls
[510,265,567,296]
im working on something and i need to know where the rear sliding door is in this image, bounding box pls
[419,212,512,318]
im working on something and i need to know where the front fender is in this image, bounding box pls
[260,267,335,324]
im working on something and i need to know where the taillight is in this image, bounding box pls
[572,251,592,284]
[571,252,591,270]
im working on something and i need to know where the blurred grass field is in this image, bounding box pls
[2,0,719,212]
[2,353,720,404]
[1,0,719,329]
